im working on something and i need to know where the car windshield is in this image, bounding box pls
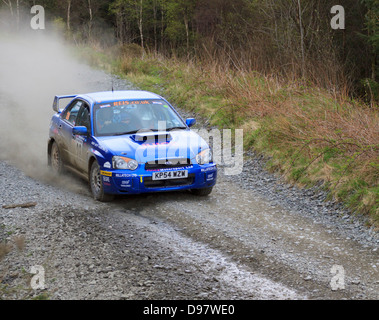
[93,99,187,137]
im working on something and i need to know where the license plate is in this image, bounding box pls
[152,170,188,181]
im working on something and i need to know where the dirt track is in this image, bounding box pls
[0,155,378,300]
[0,32,378,300]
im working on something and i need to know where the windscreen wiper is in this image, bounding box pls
[166,126,187,131]
[114,128,161,136]
[113,130,140,136]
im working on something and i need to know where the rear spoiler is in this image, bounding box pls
[52,95,77,113]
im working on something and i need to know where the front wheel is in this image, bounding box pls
[190,186,213,196]
[89,161,114,202]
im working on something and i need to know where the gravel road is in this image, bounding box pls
[0,33,378,300]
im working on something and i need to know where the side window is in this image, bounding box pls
[61,100,83,126]
[76,104,91,132]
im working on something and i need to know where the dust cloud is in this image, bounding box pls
[0,11,121,191]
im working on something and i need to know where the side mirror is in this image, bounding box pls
[186,118,196,128]
[72,126,88,136]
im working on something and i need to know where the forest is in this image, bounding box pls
[1,0,378,102]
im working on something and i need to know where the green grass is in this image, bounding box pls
[32,292,50,300]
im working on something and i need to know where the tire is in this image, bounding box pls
[50,142,64,174]
[191,186,213,196]
[89,161,114,202]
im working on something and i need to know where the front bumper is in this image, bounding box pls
[100,163,217,195]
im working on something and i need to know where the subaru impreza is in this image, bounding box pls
[47,90,217,201]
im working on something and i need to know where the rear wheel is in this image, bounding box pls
[191,186,213,196]
[89,161,114,202]
[50,142,64,174]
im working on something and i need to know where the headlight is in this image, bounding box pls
[196,149,213,165]
[112,156,139,170]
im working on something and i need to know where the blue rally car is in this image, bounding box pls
[48,90,217,201]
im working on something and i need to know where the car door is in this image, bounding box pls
[74,103,91,173]
[59,100,83,167]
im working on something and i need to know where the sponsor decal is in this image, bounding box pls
[206,173,215,181]
[145,165,193,172]
[103,162,111,169]
[75,135,85,144]
[113,100,149,107]
[100,170,112,177]
[121,180,132,187]
[201,165,217,172]
[91,141,108,152]
[115,173,138,178]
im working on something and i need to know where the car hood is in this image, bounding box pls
[96,130,209,163]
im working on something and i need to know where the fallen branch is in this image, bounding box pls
[2,202,37,209]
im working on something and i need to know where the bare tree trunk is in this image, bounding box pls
[118,12,124,44]
[297,0,306,79]
[136,0,144,53]
[371,56,376,81]
[153,0,158,53]
[16,0,19,30]
[88,0,93,40]
[161,3,165,53]
[184,14,189,58]
[67,0,72,31]
[2,0,13,16]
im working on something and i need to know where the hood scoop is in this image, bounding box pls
[131,131,173,143]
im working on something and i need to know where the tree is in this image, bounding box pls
[1,0,373,100]
[360,0,379,103]
[361,0,378,81]
[1,0,13,16]
[110,0,147,51]
[164,0,195,56]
